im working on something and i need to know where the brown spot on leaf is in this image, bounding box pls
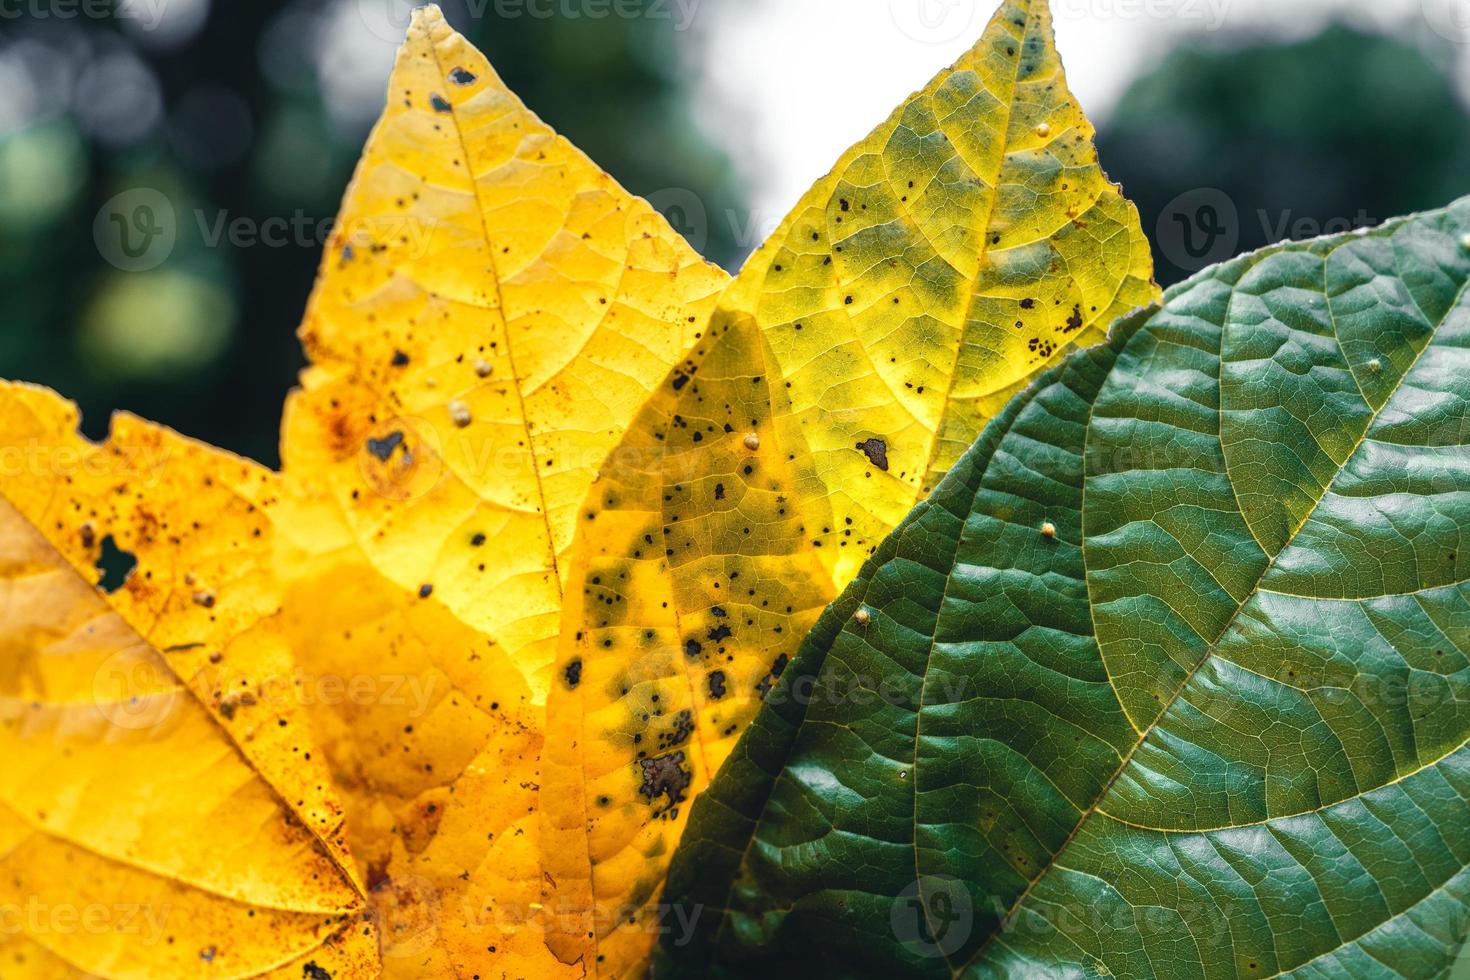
[855,438,889,471]
[638,751,691,813]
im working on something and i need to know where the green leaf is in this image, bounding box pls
[658,196,1470,978]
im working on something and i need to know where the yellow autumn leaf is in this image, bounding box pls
[268,5,724,975]
[280,4,728,696]
[0,382,377,979]
[539,0,1159,973]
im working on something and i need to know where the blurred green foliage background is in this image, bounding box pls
[1,0,1467,468]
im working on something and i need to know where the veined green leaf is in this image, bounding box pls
[659,197,1470,978]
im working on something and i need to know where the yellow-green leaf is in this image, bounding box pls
[539,0,1158,973]
[0,382,376,979]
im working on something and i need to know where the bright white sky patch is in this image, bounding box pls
[678,0,1461,230]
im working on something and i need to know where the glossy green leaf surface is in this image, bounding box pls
[658,197,1470,979]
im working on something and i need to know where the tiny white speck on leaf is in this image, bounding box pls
[1036,122,1050,138]
[474,358,493,378]
[854,607,871,626]
[1041,521,1057,539]
[449,400,472,428]
[743,433,760,451]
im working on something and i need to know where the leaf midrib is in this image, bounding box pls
[958,225,1470,975]
[0,486,366,914]
[421,24,564,599]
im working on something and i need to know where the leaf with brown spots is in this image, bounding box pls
[270,6,724,976]
[539,0,1158,973]
[0,382,377,979]
[280,3,727,700]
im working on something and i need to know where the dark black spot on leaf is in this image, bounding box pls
[707,624,732,643]
[418,583,433,599]
[684,638,703,659]
[391,350,410,367]
[658,709,695,750]
[1064,303,1084,333]
[856,438,889,471]
[638,751,691,812]
[707,670,727,700]
[303,963,332,980]
[756,653,790,700]
[430,93,451,112]
[448,67,477,85]
[96,536,136,594]
[366,431,405,462]
[672,372,689,391]
[564,658,583,689]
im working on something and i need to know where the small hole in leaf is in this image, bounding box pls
[95,536,136,593]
